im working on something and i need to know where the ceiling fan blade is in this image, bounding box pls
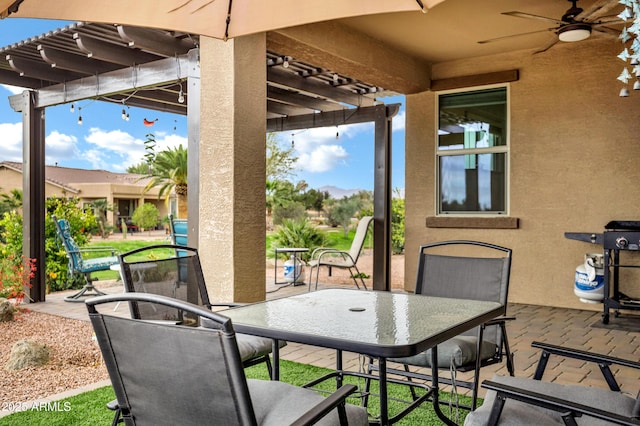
[503,11,565,26]
[576,0,621,22]
[592,26,622,39]
[478,28,555,45]
[589,15,624,25]
[534,37,560,55]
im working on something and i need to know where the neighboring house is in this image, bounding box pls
[0,161,174,230]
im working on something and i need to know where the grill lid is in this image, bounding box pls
[605,221,640,230]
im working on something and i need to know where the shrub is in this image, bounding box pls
[0,196,97,293]
[132,203,159,232]
[391,192,405,255]
[272,201,307,225]
[0,254,36,306]
[272,219,325,262]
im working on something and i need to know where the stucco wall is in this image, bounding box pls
[0,168,73,198]
[406,38,640,310]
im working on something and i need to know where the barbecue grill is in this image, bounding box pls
[565,221,640,324]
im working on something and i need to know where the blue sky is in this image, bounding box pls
[0,18,406,193]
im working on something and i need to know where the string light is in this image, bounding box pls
[70,103,74,113]
[177,83,185,103]
[77,107,83,125]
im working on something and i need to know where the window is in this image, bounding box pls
[437,86,508,215]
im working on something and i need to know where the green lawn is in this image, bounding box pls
[266,227,373,259]
[0,360,475,425]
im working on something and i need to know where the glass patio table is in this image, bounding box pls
[223,288,503,425]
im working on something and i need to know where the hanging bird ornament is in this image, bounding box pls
[143,118,158,127]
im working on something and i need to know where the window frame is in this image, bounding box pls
[435,84,510,216]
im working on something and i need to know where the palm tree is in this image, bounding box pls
[88,198,113,238]
[143,144,188,218]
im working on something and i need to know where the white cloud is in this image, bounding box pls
[297,144,349,173]
[83,149,110,170]
[277,122,372,174]
[0,122,23,161]
[83,127,188,172]
[155,133,188,152]
[393,110,406,132]
[0,84,26,95]
[84,127,146,169]
[46,130,79,164]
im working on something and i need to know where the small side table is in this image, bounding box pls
[274,247,309,286]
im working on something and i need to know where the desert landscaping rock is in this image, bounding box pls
[5,340,50,370]
[0,298,16,322]
[0,310,108,403]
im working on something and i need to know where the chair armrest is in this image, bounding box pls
[484,316,515,326]
[290,384,358,426]
[315,250,354,265]
[481,380,637,426]
[206,302,245,309]
[531,341,640,389]
[310,247,336,258]
[532,341,640,369]
[75,247,120,256]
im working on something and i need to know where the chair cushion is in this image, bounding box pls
[80,256,119,273]
[248,379,368,426]
[389,335,497,368]
[235,334,286,362]
[464,375,637,426]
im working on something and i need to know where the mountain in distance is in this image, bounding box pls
[317,185,362,199]
[317,186,405,199]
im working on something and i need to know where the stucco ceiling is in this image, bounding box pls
[339,0,625,63]
[0,0,627,119]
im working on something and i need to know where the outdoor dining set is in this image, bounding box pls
[53,215,640,425]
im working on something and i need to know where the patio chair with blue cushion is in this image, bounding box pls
[87,292,369,426]
[52,215,119,303]
[168,213,188,246]
[465,341,640,425]
[367,240,514,415]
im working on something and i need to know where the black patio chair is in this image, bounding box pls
[465,341,640,425]
[118,244,283,372]
[87,292,369,426]
[367,240,514,413]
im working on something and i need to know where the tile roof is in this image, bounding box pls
[0,161,151,193]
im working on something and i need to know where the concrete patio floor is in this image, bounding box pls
[26,274,640,406]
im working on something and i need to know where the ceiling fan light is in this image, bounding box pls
[558,23,591,42]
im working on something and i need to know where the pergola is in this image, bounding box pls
[0,22,398,302]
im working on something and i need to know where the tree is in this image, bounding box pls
[88,198,113,238]
[142,144,188,219]
[132,203,159,234]
[327,196,363,237]
[0,189,22,215]
[126,162,152,174]
[266,133,297,182]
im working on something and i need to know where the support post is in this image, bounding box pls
[13,91,46,302]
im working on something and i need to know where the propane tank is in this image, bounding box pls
[574,253,604,303]
[283,255,305,284]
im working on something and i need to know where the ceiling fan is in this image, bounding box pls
[478,0,625,53]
